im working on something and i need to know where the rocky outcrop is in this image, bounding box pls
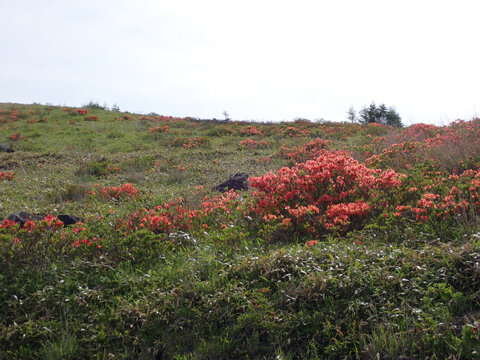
[213,173,249,192]
[0,144,14,153]
[5,212,82,227]
[6,212,42,227]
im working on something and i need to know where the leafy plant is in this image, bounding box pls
[358,102,403,127]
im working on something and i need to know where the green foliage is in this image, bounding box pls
[1,102,480,359]
[359,102,403,127]
[74,159,115,178]
[82,101,108,110]
[46,183,90,202]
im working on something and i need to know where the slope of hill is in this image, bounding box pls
[1,103,480,359]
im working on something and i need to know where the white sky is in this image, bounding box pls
[1,0,479,125]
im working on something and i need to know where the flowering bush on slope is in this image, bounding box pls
[368,119,480,174]
[90,183,140,200]
[392,167,480,228]
[366,141,424,171]
[249,149,404,235]
[117,190,243,236]
[118,199,194,235]
[272,138,330,163]
[0,215,101,254]
[239,138,269,149]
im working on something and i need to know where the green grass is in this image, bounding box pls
[1,103,480,359]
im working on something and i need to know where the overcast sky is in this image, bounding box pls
[1,1,479,125]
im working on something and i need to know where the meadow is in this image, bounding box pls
[1,103,480,359]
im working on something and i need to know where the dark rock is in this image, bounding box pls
[5,212,83,228]
[213,173,249,192]
[7,211,42,227]
[0,144,14,153]
[57,214,82,226]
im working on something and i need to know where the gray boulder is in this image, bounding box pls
[0,144,14,153]
[6,212,42,227]
[57,214,82,226]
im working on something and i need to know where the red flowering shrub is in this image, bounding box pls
[249,150,404,235]
[240,126,263,136]
[0,213,108,261]
[393,167,480,226]
[272,138,330,163]
[149,125,169,133]
[200,189,242,217]
[119,200,193,235]
[366,119,480,174]
[282,126,310,137]
[77,108,88,115]
[366,141,424,171]
[118,191,243,236]
[91,183,141,200]
[85,115,99,121]
[402,123,440,142]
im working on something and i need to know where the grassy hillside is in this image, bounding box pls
[1,103,480,359]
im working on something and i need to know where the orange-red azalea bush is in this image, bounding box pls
[116,190,243,236]
[90,183,141,201]
[249,149,404,235]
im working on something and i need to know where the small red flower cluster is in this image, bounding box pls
[201,189,241,216]
[119,199,197,234]
[73,237,101,248]
[77,109,88,115]
[115,115,134,121]
[9,132,24,141]
[0,110,19,123]
[239,138,269,149]
[1,215,64,235]
[0,171,15,181]
[149,125,169,133]
[107,166,121,173]
[306,240,318,246]
[282,126,310,137]
[10,109,18,121]
[85,115,99,121]
[240,126,263,136]
[273,138,330,163]
[1,219,18,231]
[325,201,371,228]
[91,183,140,200]
[43,214,65,229]
[182,137,208,149]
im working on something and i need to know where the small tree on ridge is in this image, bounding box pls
[359,102,402,127]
